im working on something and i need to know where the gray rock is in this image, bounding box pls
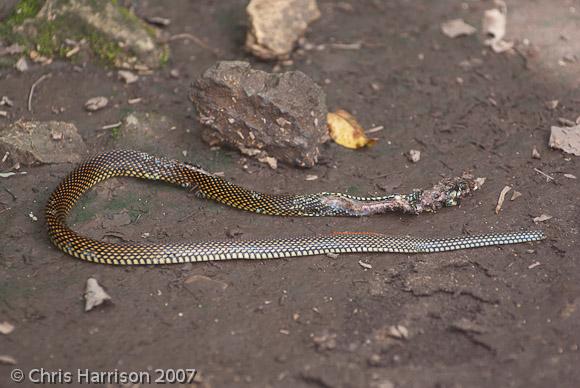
[18,0,168,69]
[0,120,87,166]
[84,96,109,112]
[549,124,580,156]
[246,0,320,60]
[191,61,328,168]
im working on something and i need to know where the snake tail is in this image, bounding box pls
[45,149,545,265]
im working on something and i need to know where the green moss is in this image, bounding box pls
[346,185,360,194]
[88,30,124,65]
[115,4,168,66]
[71,207,97,224]
[71,189,150,225]
[158,45,170,66]
[110,125,121,140]
[3,0,44,27]
[0,0,166,68]
[143,22,157,40]
[117,5,142,30]
[32,18,60,55]
[106,192,149,222]
[11,11,115,62]
[109,194,131,208]
[69,190,98,224]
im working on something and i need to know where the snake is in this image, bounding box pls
[45,149,545,265]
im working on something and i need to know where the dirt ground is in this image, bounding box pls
[1,1,579,387]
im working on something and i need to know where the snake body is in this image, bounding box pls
[46,149,545,265]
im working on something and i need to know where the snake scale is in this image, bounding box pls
[45,149,545,265]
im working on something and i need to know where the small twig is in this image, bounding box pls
[329,41,363,50]
[28,73,52,113]
[3,187,17,201]
[169,33,221,56]
[65,46,80,58]
[528,261,541,269]
[534,168,555,182]
[101,121,122,130]
[366,125,384,133]
[495,185,511,214]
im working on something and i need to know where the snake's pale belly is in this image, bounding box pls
[45,149,545,265]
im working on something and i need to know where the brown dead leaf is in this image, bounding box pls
[388,324,409,339]
[495,185,511,214]
[441,19,477,38]
[0,355,16,365]
[0,321,15,335]
[533,214,552,223]
[84,278,112,312]
[327,110,377,149]
[510,190,522,201]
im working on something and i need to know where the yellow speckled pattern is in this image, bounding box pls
[45,150,545,265]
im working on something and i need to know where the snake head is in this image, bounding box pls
[444,190,459,207]
[442,174,484,207]
[444,180,469,207]
[420,174,480,211]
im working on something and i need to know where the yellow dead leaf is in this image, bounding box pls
[327,109,377,149]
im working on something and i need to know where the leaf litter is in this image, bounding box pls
[85,278,112,312]
[327,110,378,149]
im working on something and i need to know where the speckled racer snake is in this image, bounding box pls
[45,149,545,265]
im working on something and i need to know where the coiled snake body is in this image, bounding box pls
[46,150,544,265]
